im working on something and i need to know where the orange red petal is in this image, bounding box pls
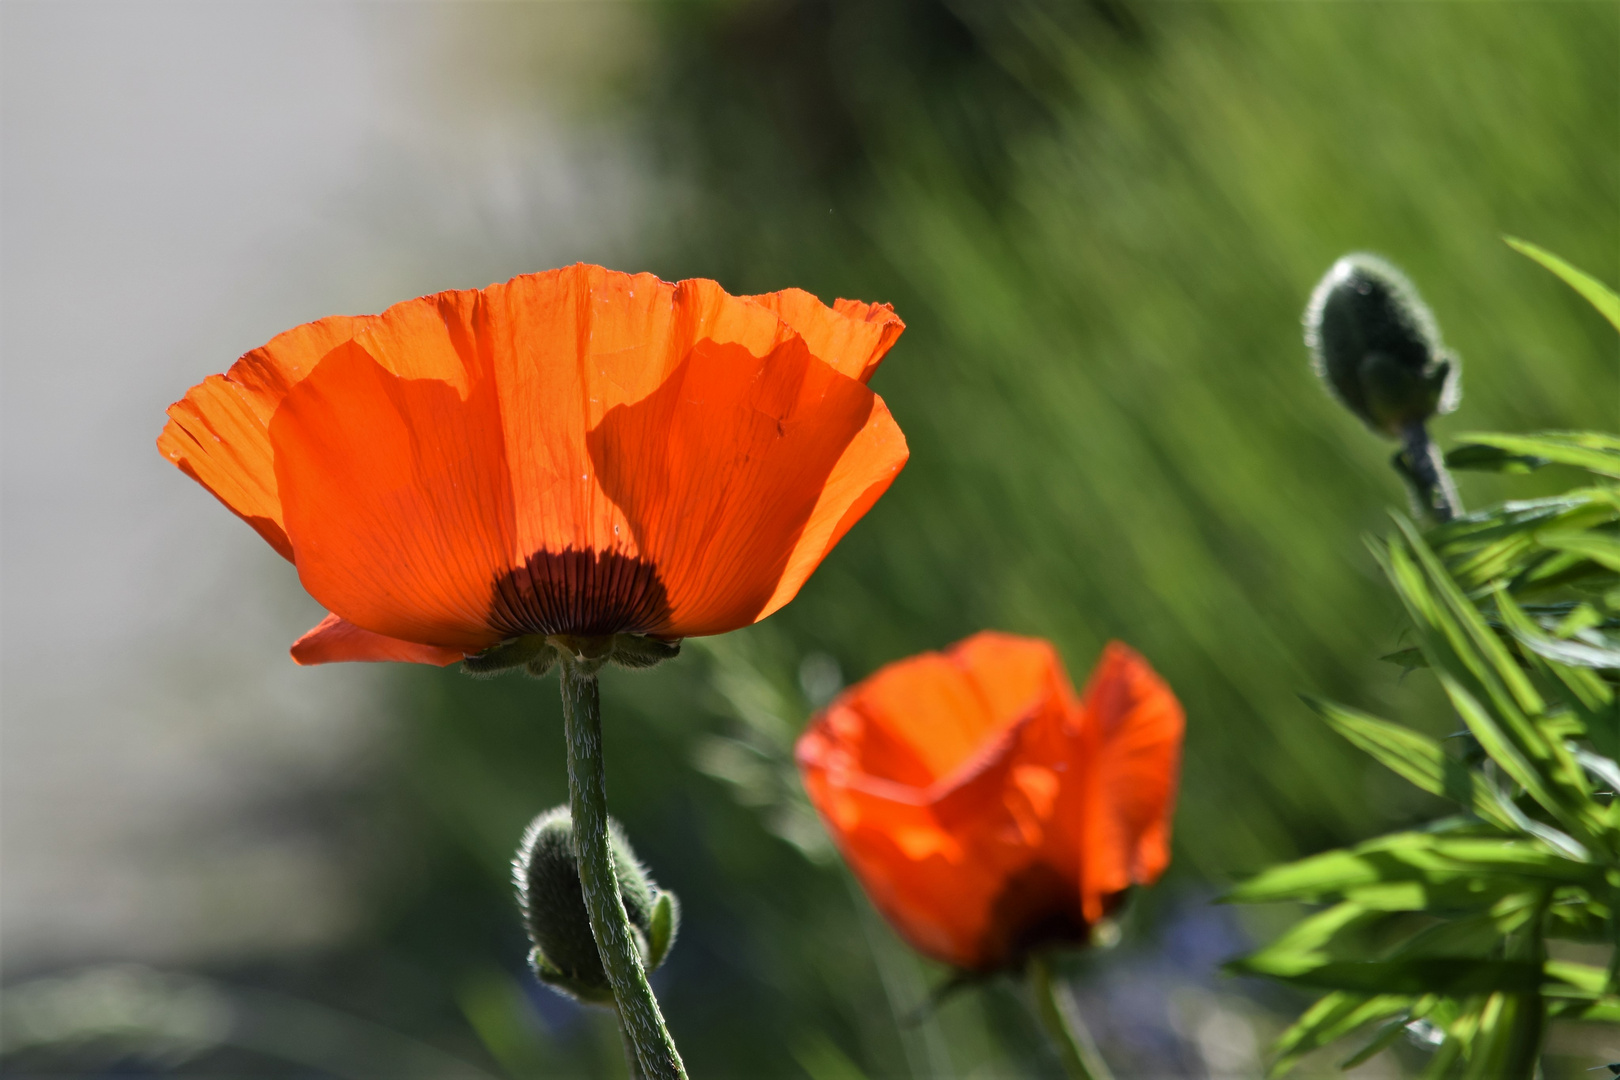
[1076,642,1185,923]
[290,613,463,666]
[590,335,906,637]
[159,265,907,661]
[270,340,517,652]
[747,289,904,385]
[796,632,1183,971]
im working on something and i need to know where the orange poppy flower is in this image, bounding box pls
[796,632,1183,972]
[158,264,908,666]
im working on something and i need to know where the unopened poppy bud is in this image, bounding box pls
[513,806,680,1004]
[1304,254,1460,437]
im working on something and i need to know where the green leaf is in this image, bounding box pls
[645,891,680,970]
[1431,489,1620,594]
[1302,696,1513,829]
[1380,646,1429,670]
[1419,1024,1467,1080]
[1460,990,1545,1080]
[1553,603,1606,637]
[1543,960,1610,996]
[1451,432,1620,480]
[1236,958,1544,995]
[1572,748,1620,793]
[1505,236,1620,332]
[1445,442,1549,474]
[1381,520,1597,840]
[1546,997,1620,1022]
[1225,831,1598,908]
[1489,589,1610,835]
[1512,632,1620,671]
[1338,1014,1413,1071]
[1389,517,1548,720]
[1235,902,1376,977]
[1491,602,1619,738]
[1267,992,1416,1079]
[1537,530,1620,574]
[1391,893,1542,957]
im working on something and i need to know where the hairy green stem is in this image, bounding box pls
[1396,422,1462,523]
[1029,955,1114,1080]
[560,663,685,1080]
[614,1008,649,1080]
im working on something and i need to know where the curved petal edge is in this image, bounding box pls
[291,612,464,667]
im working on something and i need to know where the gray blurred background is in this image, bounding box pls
[4,1,639,973]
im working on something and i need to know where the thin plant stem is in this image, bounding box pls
[1396,421,1462,523]
[614,1007,649,1080]
[1029,955,1115,1080]
[560,663,686,1080]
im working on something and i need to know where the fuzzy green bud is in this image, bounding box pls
[513,806,680,1005]
[1305,254,1460,437]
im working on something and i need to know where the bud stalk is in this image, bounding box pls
[560,663,686,1080]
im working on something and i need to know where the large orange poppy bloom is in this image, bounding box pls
[158,264,908,666]
[796,632,1183,972]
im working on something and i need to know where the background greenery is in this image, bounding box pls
[5,1,1615,1077]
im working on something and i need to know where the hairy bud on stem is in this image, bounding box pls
[514,805,681,1006]
[1305,254,1463,521]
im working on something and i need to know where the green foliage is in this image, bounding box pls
[302,6,1619,1077]
[1504,238,1620,334]
[1231,248,1620,1077]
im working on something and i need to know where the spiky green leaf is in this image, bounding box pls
[1505,236,1620,332]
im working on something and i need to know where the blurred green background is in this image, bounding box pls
[3,1,1616,1077]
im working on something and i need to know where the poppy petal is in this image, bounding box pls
[270,267,907,649]
[747,289,905,384]
[270,340,515,652]
[290,612,463,666]
[756,392,908,626]
[589,334,908,638]
[796,632,1084,970]
[1077,642,1184,923]
[157,301,480,560]
[162,264,909,655]
[479,268,902,567]
[946,632,1078,740]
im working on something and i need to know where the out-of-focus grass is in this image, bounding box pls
[356,4,1619,1078]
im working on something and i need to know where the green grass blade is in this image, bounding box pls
[1234,958,1544,995]
[1451,433,1620,479]
[1505,236,1620,332]
[1302,695,1514,829]
[1268,993,1414,1079]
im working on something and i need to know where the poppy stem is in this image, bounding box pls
[560,662,686,1080]
[614,1007,649,1080]
[1394,421,1462,523]
[1029,955,1115,1080]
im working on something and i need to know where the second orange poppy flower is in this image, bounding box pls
[797,632,1184,972]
